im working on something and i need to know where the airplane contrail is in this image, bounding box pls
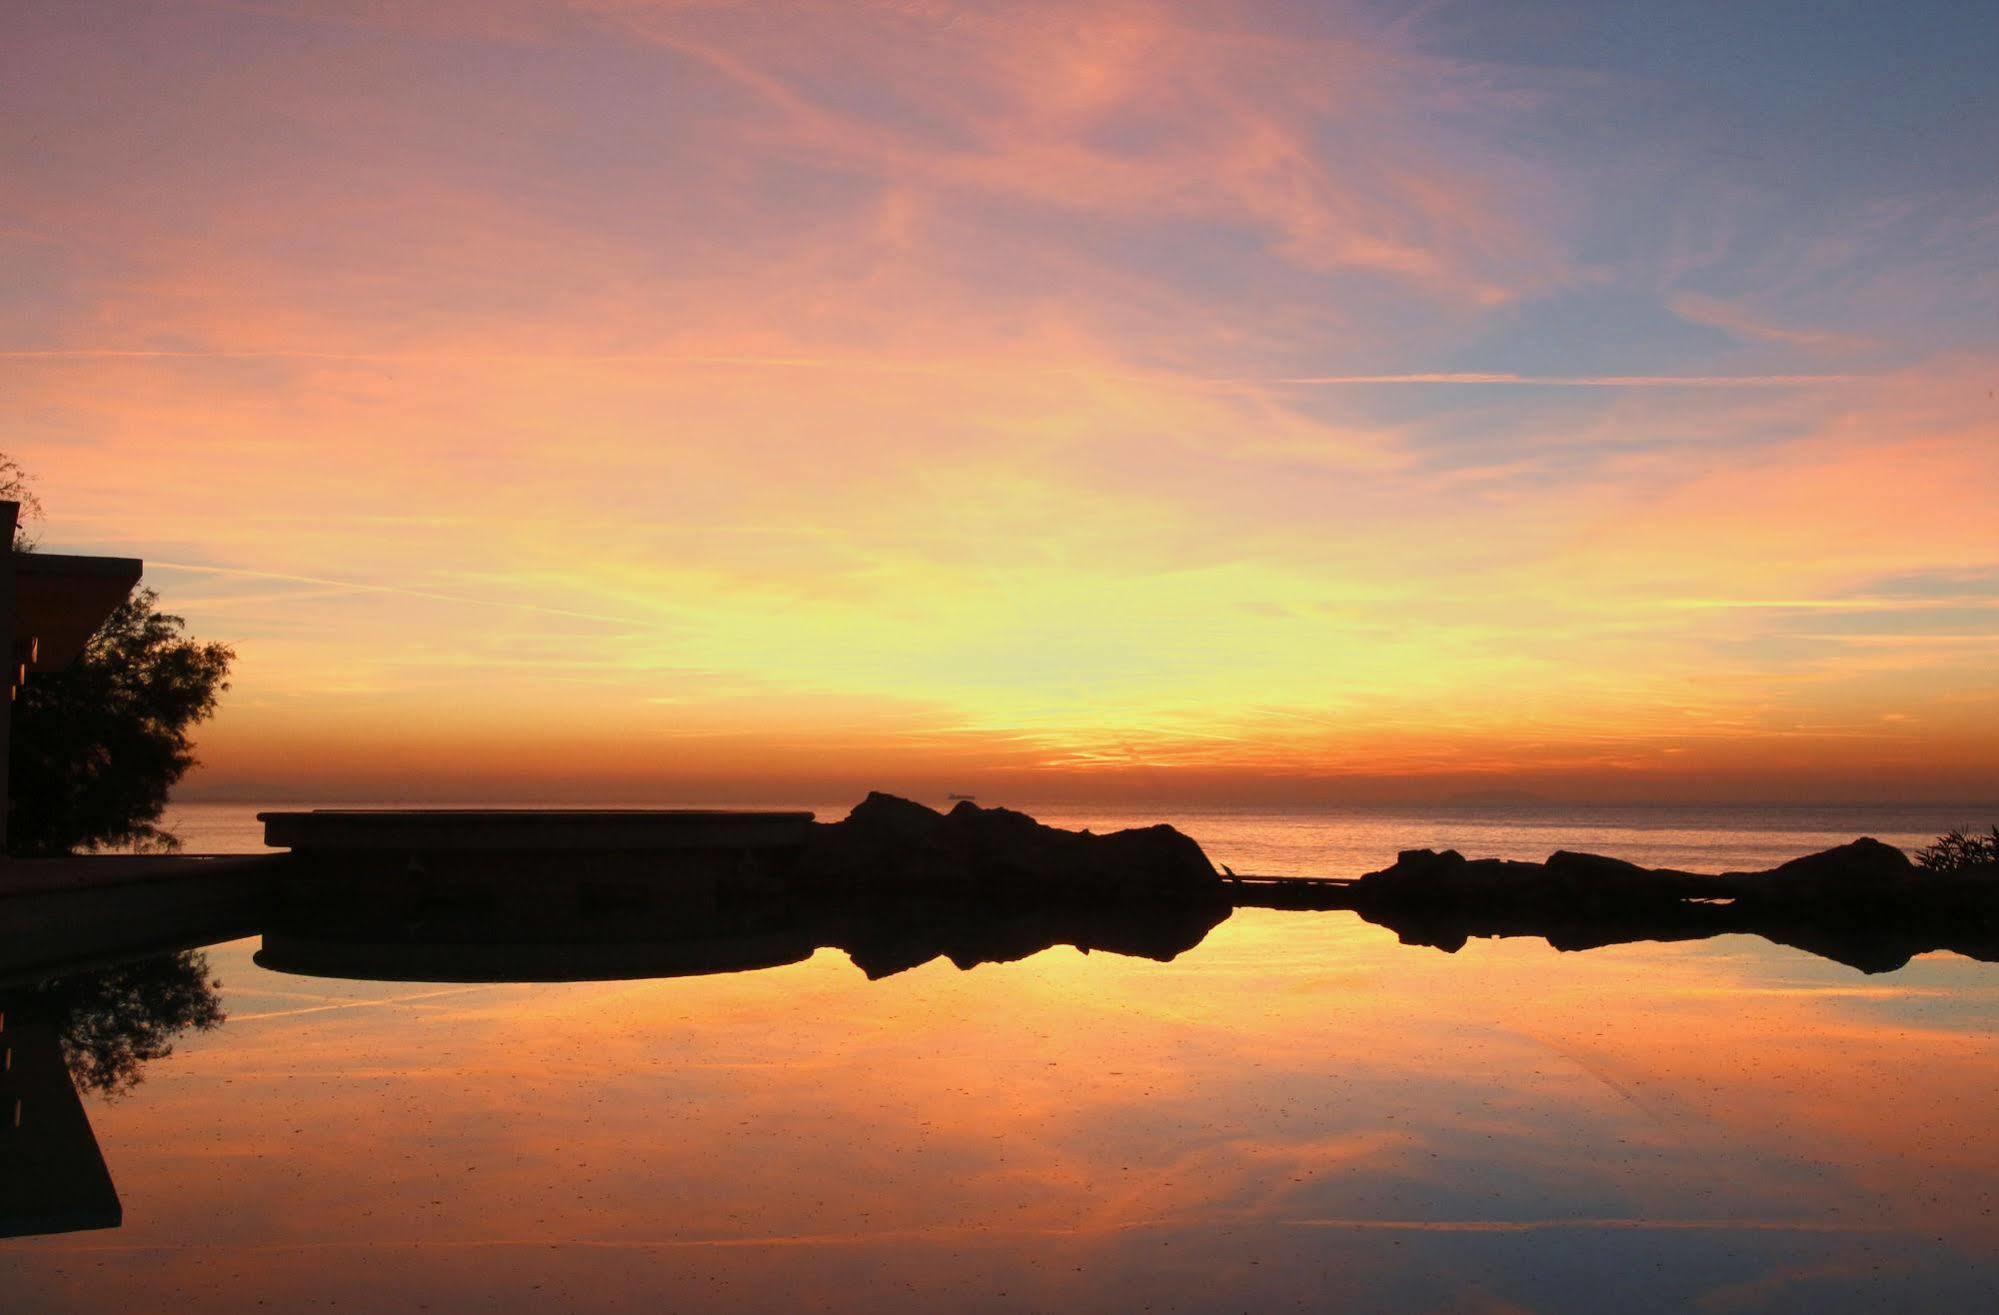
[148,561,656,628]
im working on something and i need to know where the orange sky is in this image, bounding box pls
[4,0,1997,803]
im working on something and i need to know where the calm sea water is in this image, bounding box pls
[5,798,1996,1312]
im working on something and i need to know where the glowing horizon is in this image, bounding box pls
[5,1,1997,804]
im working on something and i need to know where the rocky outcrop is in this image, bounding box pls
[1352,836,1941,908]
[789,793,1222,902]
[1328,837,1999,973]
[1356,847,1713,910]
[255,795,1228,983]
[1719,837,1914,897]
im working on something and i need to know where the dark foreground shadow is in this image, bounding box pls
[255,791,1231,983]
[247,793,1999,979]
[0,951,223,1238]
[257,892,1232,984]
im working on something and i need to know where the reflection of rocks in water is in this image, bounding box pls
[1321,840,1999,974]
[255,794,1999,979]
[0,952,223,1239]
[260,792,1229,982]
[1747,923,1995,976]
[827,899,1229,980]
[258,894,1230,985]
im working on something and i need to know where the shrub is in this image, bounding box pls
[1915,828,1999,874]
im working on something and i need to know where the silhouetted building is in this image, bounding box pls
[0,500,142,852]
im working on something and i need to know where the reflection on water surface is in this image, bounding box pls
[3,906,1996,1313]
[7,801,1997,1311]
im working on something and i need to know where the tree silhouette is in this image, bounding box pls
[8,590,235,855]
[2,453,233,855]
[11,951,225,1097]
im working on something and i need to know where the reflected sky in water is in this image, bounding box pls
[5,911,1997,1313]
[9,800,1995,1310]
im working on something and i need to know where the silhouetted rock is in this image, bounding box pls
[1326,836,1999,974]
[791,793,1221,901]
[1776,836,1910,879]
[1722,837,1914,897]
[217,793,1999,983]
[1544,850,1707,889]
[844,791,946,849]
[1356,847,1713,910]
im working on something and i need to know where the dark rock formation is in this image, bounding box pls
[1323,837,1999,973]
[1356,847,1712,910]
[1351,836,1941,910]
[253,795,1229,983]
[1712,837,1917,913]
[789,793,1222,902]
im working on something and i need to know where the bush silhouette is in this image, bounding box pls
[1916,828,1999,874]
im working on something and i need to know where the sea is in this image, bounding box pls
[4,797,1995,1312]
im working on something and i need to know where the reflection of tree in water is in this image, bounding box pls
[15,952,224,1097]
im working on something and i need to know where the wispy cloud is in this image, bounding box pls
[2,349,1866,389]
[4,0,1996,799]
[1667,294,1872,352]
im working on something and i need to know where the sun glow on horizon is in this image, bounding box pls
[5,0,1997,803]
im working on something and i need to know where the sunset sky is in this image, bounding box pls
[5,0,1996,803]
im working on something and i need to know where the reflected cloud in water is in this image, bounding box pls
[1,905,1995,1312]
